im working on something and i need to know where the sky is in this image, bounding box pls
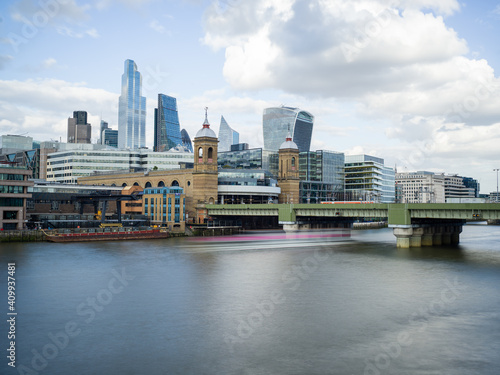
[1,0,500,194]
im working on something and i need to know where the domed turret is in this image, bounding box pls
[195,108,216,139]
[279,132,298,150]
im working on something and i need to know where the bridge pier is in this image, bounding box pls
[432,226,443,246]
[451,225,462,245]
[392,224,463,248]
[393,227,413,248]
[421,227,434,247]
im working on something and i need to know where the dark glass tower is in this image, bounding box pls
[118,59,146,149]
[263,106,314,152]
[67,111,91,144]
[154,94,182,152]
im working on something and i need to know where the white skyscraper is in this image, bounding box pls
[218,115,239,152]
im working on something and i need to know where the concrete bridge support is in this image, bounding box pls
[421,227,434,247]
[393,224,463,248]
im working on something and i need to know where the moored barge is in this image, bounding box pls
[44,227,169,242]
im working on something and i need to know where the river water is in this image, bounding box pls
[1,224,500,375]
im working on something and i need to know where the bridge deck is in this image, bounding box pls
[207,203,500,226]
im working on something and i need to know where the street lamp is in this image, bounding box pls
[494,169,499,203]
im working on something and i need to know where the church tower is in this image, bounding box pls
[192,108,219,223]
[278,132,300,204]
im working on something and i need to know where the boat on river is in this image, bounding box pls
[43,227,169,242]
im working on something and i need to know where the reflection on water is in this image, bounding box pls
[0,224,499,375]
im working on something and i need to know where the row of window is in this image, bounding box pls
[0,174,25,181]
[0,185,25,194]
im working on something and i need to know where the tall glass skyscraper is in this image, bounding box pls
[218,116,239,152]
[154,94,182,152]
[118,59,146,149]
[263,107,314,152]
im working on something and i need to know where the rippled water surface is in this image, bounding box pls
[1,224,500,375]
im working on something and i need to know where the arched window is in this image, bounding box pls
[133,182,139,186]
[291,157,296,170]
[158,181,165,187]
[209,197,214,204]
[207,147,213,159]
[145,181,152,188]
[111,183,116,187]
[122,183,127,187]
[171,180,179,187]
[198,147,203,157]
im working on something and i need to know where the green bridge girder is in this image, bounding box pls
[206,203,500,226]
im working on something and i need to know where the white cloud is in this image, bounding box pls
[149,19,168,34]
[0,78,118,142]
[42,57,57,69]
[56,26,99,38]
[202,0,500,192]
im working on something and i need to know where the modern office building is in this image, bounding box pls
[299,150,345,203]
[463,177,480,198]
[231,143,249,151]
[445,175,476,199]
[99,120,118,147]
[0,163,33,230]
[218,116,239,152]
[218,169,280,204]
[0,149,40,179]
[395,171,445,203]
[0,135,33,153]
[101,128,118,148]
[180,129,193,153]
[99,120,108,143]
[218,148,279,177]
[345,155,395,203]
[143,186,186,231]
[67,111,91,144]
[154,94,182,152]
[263,106,314,152]
[46,148,193,183]
[118,59,146,149]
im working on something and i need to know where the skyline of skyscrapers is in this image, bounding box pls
[154,94,183,152]
[67,111,91,144]
[262,106,314,153]
[218,116,239,152]
[118,59,146,149]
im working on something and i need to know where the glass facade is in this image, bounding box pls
[299,150,344,184]
[118,59,146,149]
[263,107,314,152]
[0,135,33,152]
[102,129,118,148]
[218,170,278,187]
[299,150,345,203]
[180,129,193,153]
[344,155,395,203]
[218,116,240,152]
[218,148,279,177]
[154,94,182,152]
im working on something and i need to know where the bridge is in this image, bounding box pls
[206,203,500,248]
